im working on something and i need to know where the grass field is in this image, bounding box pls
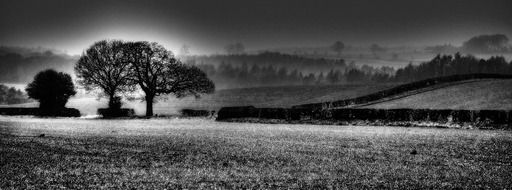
[1,83,396,116]
[1,116,511,188]
[364,79,512,110]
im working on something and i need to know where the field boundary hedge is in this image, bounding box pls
[217,106,512,128]
[97,108,135,118]
[293,73,512,110]
[0,107,81,117]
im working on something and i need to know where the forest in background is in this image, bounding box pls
[0,84,27,104]
[186,52,512,89]
[1,33,511,90]
[0,47,76,83]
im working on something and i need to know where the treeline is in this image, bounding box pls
[0,50,76,83]
[184,51,348,74]
[193,52,512,88]
[196,62,395,88]
[394,53,512,82]
[0,84,28,104]
[187,51,398,88]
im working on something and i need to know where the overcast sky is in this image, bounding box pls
[1,0,511,55]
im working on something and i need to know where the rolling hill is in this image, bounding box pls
[294,74,512,110]
[361,79,512,110]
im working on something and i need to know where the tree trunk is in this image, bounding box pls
[145,94,154,117]
[108,95,114,109]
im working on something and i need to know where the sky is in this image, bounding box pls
[0,0,511,55]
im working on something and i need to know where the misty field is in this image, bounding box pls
[2,83,396,116]
[1,116,511,188]
[364,79,512,110]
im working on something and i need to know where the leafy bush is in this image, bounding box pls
[25,69,76,113]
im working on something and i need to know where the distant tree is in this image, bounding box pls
[331,41,345,56]
[225,43,245,55]
[326,69,342,84]
[371,73,391,83]
[75,40,135,110]
[0,84,27,104]
[346,69,367,83]
[302,73,316,85]
[125,41,215,117]
[25,69,76,112]
[462,34,510,53]
[316,72,325,84]
[392,53,512,82]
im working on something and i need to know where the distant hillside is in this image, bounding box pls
[362,79,512,110]
[184,51,348,73]
[0,49,77,83]
[294,74,512,110]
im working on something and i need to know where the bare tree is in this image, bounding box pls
[125,41,215,117]
[75,40,134,110]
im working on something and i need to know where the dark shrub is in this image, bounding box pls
[98,108,135,118]
[0,107,80,117]
[258,108,288,119]
[25,69,77,115]
[216,106,257,121]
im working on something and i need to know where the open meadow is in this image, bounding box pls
[363,79,512,110]
[2,83,397,116]
[1,116,511,188]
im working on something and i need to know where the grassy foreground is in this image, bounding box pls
[1,116,511,188]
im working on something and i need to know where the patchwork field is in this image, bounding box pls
[1,116,511,188]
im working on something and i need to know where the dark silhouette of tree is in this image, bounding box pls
[125,41,215,117]
[346,69,368,83]
[316,72,325,84]
[331,41,345,56]
[75,40,134,110]
[25,69,76,113]
[462,34,510,53]
[303,73,316,85]
[326,69,342,84]
[393,53,512,82]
